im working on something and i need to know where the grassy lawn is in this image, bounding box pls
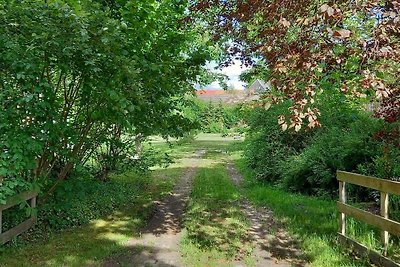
[0,168,182,267]
[148,133,243,162]
[180,163,252,267]
[3,133,392,267]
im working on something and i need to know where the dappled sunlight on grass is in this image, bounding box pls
[0,134,244,267]
[181,229,234,267]
[13,206,149,266]
[171,157,220,169]
[0,167,183,267]
[89,213,142,244]
[182,164,252,265]
[44,255,93,267]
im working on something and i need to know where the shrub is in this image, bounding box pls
[281,117,383,196]
[244,101,312,183]
[194,100,243,134]
[39,174,148,230]
[1,168,153,245]
[244,92,391,198]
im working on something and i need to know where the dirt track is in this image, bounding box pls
[102,150,204,267]
[101,151,306,267]
[227,163,307,267]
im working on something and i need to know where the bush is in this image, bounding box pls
[244,101,312,183]
[1,170,152,245]
[281,117,383,196]
[357,128,400,180]
[244,92,391,198]
[194,100,243,134]
[39,174,148,229]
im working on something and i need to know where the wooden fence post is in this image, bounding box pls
[339,181,347,235]
[0,190,39,245]
[381,191,389,256]
[337,171,400,266]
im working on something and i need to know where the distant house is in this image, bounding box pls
[195,80,271,104]
[246,79,271,95]
[195,89,245,104]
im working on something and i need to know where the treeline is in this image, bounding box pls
[0,0,214,203]
[191,100,244,134]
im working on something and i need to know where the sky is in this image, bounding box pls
[202,60,251,90]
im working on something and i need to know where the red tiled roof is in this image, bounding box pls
[195,89,244,96]
[196,90,227,95]
[196,90,251,104]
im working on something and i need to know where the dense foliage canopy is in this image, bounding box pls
[191,0,400,131]
[0,0,216,202]
[185,0,400,202]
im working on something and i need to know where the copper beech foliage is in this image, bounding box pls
[191,0,400,131]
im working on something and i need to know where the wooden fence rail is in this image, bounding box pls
[337,171,400,267]
[0,190,38,245]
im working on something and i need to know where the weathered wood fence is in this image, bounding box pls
[337,170,400,267]
[0,190,38,245]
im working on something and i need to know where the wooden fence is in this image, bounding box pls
[337,171,400,267]
[0,190,38,245]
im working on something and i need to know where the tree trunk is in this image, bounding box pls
[135,133,143,158]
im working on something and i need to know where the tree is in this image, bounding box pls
[0,0,216,201]
[190,0,400,131]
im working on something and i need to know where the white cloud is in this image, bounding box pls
[202,60,250,90]
[206,81,221,90]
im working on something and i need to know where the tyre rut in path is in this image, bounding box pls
[227,163,308,267]
[102,150,205,267]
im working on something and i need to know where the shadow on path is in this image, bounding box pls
[102,150,205,267]
[227,163,308,267]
